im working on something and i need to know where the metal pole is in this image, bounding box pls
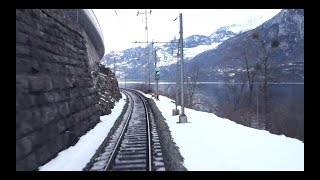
[155,48,159,100]
[113,57,116,79]
[145,9,148,43]
[172,48,180,116]
[175,52,180,109]
[148,41,151,93]
[145,52,148,92]
[137,10,149,92]
[145,9,151,93]
[113,57,115,73]
[154,48,157,71]
[125,72,126,88]
[179,13,187,123]
[156,80,158,100]
[256,83,259,124]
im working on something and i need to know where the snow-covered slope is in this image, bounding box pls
[144,93,304,171]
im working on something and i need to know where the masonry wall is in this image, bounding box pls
[16,9,117,171]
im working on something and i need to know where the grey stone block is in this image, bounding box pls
[47,123,59,140]
[36,94,50,106]
[30,110,43,127]
[59,91,69,101]
[16,21,34,35]
[38,122,58,144]
[29,76,45,92]
[58,102,70,117]
[46,138,60,157]
[69,89,76,99]
[16,58,31,74]
[50,92,60,102]
[56,133,68,151]
[69,98,82,113]
[41,105,58,125]
[44,79,53,92]
[30,61,40,74]
[16,136,33,158]
[64,77,74,88]
[26,152,39,170]
[16,120,34,139]
[16,152,38,171]
[16,75,29,90]
[35,145,50,166]
[16,31,29,44]
[79,89,86,96]
[41,62,53,73]
[43,92,56,103]
[16,93,34,109]
[56,119,66,133]
[51,76,63,90]
[74,67,85,75]
[16,159,25,171]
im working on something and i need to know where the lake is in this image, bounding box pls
[119,81,304,112]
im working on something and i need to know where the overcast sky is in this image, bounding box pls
[93,9,282,54]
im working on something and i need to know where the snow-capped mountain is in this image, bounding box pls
[184,35,212,48]
[183,9,304,82]
[214,16,267,35]
[100,15,273,80]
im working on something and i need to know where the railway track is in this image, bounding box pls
[88,89,165,171]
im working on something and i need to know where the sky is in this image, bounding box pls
[38,90,303,171]
[92,9,282,54]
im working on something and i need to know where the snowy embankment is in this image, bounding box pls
[143,93,304,171]
[38,93,126,171]
[37,90,303,171]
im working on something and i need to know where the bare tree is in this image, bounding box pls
[236,52,259,106]
[185,64,203,108]
[251,31,280,131]
[222,79,246,118]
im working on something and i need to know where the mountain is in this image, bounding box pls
[183,9,304,82]
[100,15,271,80]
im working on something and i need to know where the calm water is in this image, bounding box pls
[119,81,304,111]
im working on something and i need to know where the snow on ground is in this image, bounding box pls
[36,89,303,171]
[143,93,304,171]
[38,93,126,171]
